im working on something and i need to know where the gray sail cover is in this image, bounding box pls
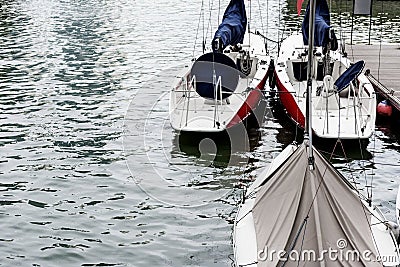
[253,144,381,266]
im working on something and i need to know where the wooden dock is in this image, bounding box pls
[346,44,400,111]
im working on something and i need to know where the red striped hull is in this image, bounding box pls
[274,70,305,128]
[226,71,269,129]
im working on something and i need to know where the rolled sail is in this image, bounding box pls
[302,0,337,50]
[212,0,247,52]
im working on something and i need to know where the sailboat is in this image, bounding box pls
[169,0,271,133]
[274,0,376,140]
[233,0,400,266]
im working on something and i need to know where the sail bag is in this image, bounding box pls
[212,0,247,52]
[302,0,338,50]
[253,144,381,266]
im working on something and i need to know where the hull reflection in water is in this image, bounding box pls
[172,115,264,169]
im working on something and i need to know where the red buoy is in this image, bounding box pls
[377,100,393,117]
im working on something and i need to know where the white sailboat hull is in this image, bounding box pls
[275,34,376,140]
[233,144,297,267]
[170,32,270,133]
[233,144,400,267]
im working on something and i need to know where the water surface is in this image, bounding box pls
[0,0,399,266]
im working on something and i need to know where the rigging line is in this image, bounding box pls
[357,134,370,201]
[235,207,253,224]
[218,0,220,23]
[295,217,308,267]
[205,0,214,45]
[378,0,384,80]
[349,149,387,267]
[193,0,205,58]
[285,147,340,264]
[304,140,357,224]
[248,0,251,46]
[339,0,343,45]
[370,131,377,201]
[336,139,359,189]
[277,0,286,46]
[257,0,265,36]
[280,216,309,267]
[238,261,258,267]
[335,138,388,256]
[335,95,363,192]
[338,91,341,141]
[330,139,341,161]
[280,23,287,48]
[345,0,349,44]
[277,0,282,54]
[318,148,347,159]
[351,85,369,200]
[256,0,268,53]
[328,140,362,192]
[306,143,385,264]
[338,0,346,55]
[348,0,354,61]
[255,31,279,43]
[358,195,386,266]
[212,52,217,128]
[350,87,371,200]
[269,43,279,52]
[294,81,301,143]
[266,0,269,48]
[203,0,205,53]
[320,148,399,168]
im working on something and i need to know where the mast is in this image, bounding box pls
[305,0,316,169]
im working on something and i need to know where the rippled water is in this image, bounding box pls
[0,0,399,266]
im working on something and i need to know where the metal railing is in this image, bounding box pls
[315,79,374,136]
[174,74,231,129]
[213,75,224,128]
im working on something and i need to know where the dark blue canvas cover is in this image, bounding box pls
[191,52,239,99]
[302,0,337,49]
[334,60,365,92]
[212,0,247,52]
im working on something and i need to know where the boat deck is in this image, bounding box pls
[347,44,400,111]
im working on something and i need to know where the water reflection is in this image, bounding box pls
[174,132,232,168]
[173,123,263,168]
[280,0,400,44]
[0,0,398,265]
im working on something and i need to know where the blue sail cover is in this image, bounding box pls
[302,0,336,48]
[334,60,365,92]
[212,0,247,52]
[191,52,239,99]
